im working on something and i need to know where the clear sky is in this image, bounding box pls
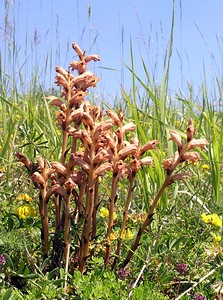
[1,0,223,101]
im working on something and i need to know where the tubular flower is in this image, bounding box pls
[169,172,191,184]
[140,140,159,156]
[188,138,209,150]
[186,118,195,142]
[201,213,222,227]
[169,130,183,150]
[163,152,179,170]
[181,151,200,164]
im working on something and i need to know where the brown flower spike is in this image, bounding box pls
[16,43,208,279]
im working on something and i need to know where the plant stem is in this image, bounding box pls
[64,193,71,291]
[39,186,49,259]
[104,175,118,267]
[79,165,95,273]
[121,145,188,268]
[92,179,99,242]
[112,176,134,270]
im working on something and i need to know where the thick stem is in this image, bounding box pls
[61,81,72,163]
[92,179,99,242]
[39,186,49,259]
[61,130,68,164]
[77,174,87,219]
[64,193,71,291]
[112,176,134,270]
[121,145,189,268]
[79,167,95,273]
[104,175,118,267]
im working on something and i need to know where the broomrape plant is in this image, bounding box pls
[16,43,208,276]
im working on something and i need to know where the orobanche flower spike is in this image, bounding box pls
[16,44,209,279]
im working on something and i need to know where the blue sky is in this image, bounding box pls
[1,0,223,101]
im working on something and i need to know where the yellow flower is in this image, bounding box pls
[100,207,109,218]
[16,193,32,202]
[213,233,221,243]
[109,230,119,242]
[16,205,37,219]
[201,213,222,227]
[120,228,134,240]
[202,164,210,171]
[211,214,222,227]
[125,228,134,239]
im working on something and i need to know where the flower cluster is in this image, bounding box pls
[118,267,128,280]
[201,213,222,227]
[163,119,208,175]
[120,228,134,240]
[194,294,206,300]
[16,43,209,274]
[0,254,5,265]
[100,207,109,218]
[176,262,188,275]
[100,207,117,220]
[16,205,37,219]
[128,212,147,224]
[16,193,32,202]
[108,228,134,243]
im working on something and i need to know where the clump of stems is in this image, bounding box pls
[16,43,208,275]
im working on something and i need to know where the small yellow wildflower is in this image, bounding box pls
[16,193,32,202]
[100,207,109,218]
[16,205,37,219]
[15,114,21,121]
[213,233,221,243]
[125,228,134,239]
[175,120,181,126]
[201,213,222,227]
[120,228,134,240]
[211,214,222,227]
[96,243,106,253]
[202,164,210,171]
[99,207,117,220]
[109,230,119,242]
[128,212,147,224]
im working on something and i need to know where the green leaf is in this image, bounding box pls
[3,253,14,271]
[23,273,39,279]
[3,288,13,300]
[17,261,25,274]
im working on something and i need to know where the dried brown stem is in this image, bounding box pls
[79,165,95,272]
[112,176,135,269]
[104,175,118,267]
[39,186,49,258]
[121,143,191,269]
